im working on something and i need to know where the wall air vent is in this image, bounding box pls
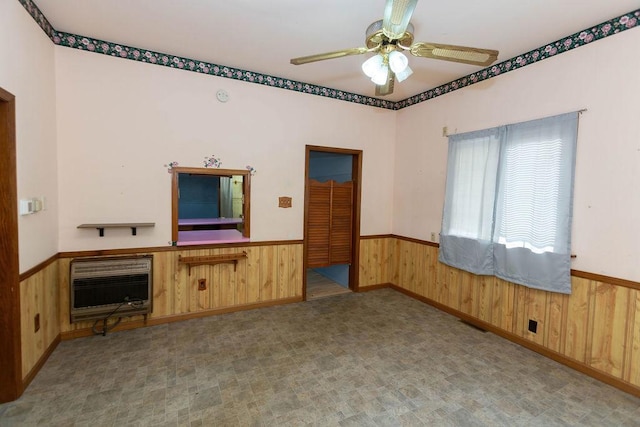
[69,255,153,323]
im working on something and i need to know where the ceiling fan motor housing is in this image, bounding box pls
[365,19,414,50]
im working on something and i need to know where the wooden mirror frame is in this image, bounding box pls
[171,167,250,245]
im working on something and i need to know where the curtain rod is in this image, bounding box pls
[444,108,587,138]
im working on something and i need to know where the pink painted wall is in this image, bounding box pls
[0,1,59,272]
[54,48,397,251]
[394,28,640,282]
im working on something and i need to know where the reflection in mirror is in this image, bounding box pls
[171,167,250,246]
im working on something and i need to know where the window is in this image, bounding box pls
[171,167,250,246]
[439,112,578,294]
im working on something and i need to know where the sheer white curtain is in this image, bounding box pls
[439,112,579,294]
[439,128,501,275]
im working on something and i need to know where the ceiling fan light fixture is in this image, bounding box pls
[388,50,409,73]
[291,1,499,97]
[371,65,390,85]
[395,65,413,82]
[362,54,384,78]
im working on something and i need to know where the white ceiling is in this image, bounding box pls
[33,0,640,101]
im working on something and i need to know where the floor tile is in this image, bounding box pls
[1,289,639,426]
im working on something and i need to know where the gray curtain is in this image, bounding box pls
[439,112,579,294]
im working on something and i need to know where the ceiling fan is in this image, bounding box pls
[290,0,499,96]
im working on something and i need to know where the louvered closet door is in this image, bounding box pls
[307,179,353,267]
[307,180,331,267]
[330,181,353,265]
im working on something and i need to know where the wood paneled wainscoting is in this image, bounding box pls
[58,242,304,338]
[359,235,395,289]
[15,236,640,400]
[389,235,640,397]
[19,255,60,392]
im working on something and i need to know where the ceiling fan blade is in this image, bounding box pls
[410,42,499,66]
[290,47,369,65]
[382,0,418,40]
[375,72,395,96]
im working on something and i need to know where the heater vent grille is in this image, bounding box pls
[70,255,153,323]
[71,258,151,277]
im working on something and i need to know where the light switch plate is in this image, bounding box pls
[19,199,34,215]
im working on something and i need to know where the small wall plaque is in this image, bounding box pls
[279,196,292,208]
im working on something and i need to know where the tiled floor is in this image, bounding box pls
[1,289,639,426]
[306,269,351,300]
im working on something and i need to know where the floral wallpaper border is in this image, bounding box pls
[17,0,640,111]
[17,0,55,39]
[396,10,639,109]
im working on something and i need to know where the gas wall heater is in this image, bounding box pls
[69,255,153,323]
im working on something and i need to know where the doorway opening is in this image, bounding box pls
[303,146,362,300]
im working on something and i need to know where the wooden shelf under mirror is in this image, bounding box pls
[178,252,248,275]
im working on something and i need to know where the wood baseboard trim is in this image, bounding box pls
[61,296,303,340]
[357,283,392,292]
[388,284,640,399]
[22,334,61,392]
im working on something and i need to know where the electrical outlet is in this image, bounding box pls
[528,319,538,334]
[198,278,206,291]
[430,232,436,241]
[34,313,40,332]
